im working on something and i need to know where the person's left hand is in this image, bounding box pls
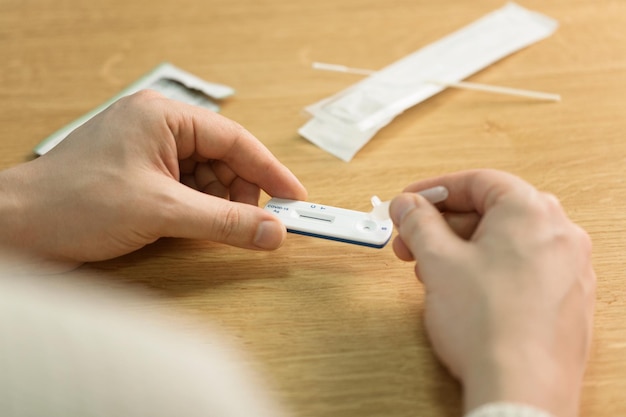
[0,90,307,267]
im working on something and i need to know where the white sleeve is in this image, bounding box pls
[0,266,285,417]
[465,402,555,417]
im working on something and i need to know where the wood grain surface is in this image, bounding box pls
[1,0,625,416]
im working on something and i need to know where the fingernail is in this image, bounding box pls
[389,194,419,225]
[254,220,285,250]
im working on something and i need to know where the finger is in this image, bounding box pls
[229,177,261,206]
[180,173,198,190]
[392,236,415,261]
[161,100,307,201]
[443,212,482,240]
[194,162,230,199]
[390,193,464,262]
[402,169,536,215]
[159,180,286,250]
[194,161,261,205]
[179,159,197,175]
[207,160,261,205]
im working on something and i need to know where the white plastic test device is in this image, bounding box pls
[263,186,449,249]
[264,198,393,248]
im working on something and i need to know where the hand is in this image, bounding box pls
[389,169,595,417]
[0,90,307,268]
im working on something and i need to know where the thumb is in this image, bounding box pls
[390,193,463,262]
[160,181,287,250]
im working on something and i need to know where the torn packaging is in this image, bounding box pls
[299,2,558,162]
[34,62,234,156]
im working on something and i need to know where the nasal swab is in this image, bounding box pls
[312,62,561,102]
[426,80,561,102]
[369,186,450,221]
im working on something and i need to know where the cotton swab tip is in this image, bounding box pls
[369,186,449,221]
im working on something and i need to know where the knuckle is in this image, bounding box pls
[229,122,251,148]
[573,223,593,255]
[541,192,562,208]
[229,120,256,146]
[521,191,565,223]
[130,89,164,102]
[112,90,164,115]
[214,205,242,242]
[525,192,594,256]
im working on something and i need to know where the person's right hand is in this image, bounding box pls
[389,169,595,417]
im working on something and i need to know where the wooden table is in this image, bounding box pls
[1,0,625,415]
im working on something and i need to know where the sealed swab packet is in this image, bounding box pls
[34,62,234,155]
[300,3,558,161]
[369,186,449,221]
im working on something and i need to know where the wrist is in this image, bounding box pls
[0,165,29,251]
[462,340,581,417]
[0,162,74,271]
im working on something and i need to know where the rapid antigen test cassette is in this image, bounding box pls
[264,198,393,249]
[264,186,449,249]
